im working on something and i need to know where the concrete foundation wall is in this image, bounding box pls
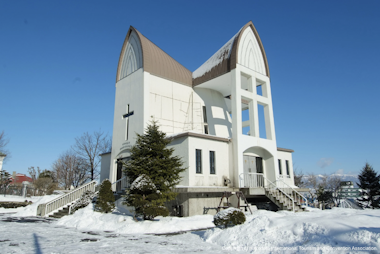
[166,191,225,217]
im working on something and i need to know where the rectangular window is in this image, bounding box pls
[278,159,282,175]
[203,106,209,134]
[196,149,202,173]
[286,160,290,176]
[210,151,215,174]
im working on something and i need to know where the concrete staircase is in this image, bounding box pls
[48,206,70,218]
[265,188,307,212]
[37,181,97,217]
[240,173,308,212]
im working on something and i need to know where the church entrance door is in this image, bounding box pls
[243,155,264,187]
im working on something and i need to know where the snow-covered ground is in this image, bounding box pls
[0,194,62,216]
[1,194,379,253]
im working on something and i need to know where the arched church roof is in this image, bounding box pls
[193,21,270,86]
[116,27,193,86]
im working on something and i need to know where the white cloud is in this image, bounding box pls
[317,157,334,168]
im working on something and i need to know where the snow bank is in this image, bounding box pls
[0,194,62,216]
[3,193,380,253]
[203,208,380,253]
[214,207,242,220]
[56,204,215,235]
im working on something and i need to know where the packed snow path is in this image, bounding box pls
[0,214,233,254]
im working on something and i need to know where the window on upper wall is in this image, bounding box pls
[286,160,290,177]
[210,151,215,174]
[203,106,208,134]
[196,149,202,174]
[278,159,282,175]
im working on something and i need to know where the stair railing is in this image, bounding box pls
[37,180,97,217]
[111,176,130,192]
[275,178,308,208]
[264,177,295,212]
[239,173,295,212]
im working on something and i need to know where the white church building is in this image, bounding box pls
[100,21,304,216]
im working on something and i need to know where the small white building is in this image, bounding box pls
[100,21,302,216]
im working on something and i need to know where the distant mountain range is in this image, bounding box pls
[301,173,359,188]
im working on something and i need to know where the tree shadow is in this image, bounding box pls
[33,233,42,254]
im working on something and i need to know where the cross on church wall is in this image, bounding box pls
[123,104,134,140]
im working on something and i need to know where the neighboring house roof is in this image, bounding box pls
[193,21,270,86]
[116,26,193,87]
[10,173,33,185]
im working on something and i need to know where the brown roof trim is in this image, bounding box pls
[168,132,230,143]
[99,152,111,156]
[277,147,294,153]
[116,26,192,86]
[193,21,270,87]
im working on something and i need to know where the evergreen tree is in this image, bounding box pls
[316,185,333,209]
[357,163,380,209]
[126,174,169,220]
[95,179,115,213]
[123,120,186,219]
[0,170,11,196]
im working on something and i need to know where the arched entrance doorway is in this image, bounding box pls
[241,147,275,188]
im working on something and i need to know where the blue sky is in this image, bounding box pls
[1,0,379,177]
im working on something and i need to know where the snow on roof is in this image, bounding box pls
[192,29,241,79]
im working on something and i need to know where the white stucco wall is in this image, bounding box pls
[100,153,111,183]
[277,150,295,187]
[167,136,189,186]
[188,137,231,187]
[109,69,145,183]
[149,75,203,134]
[193,88,232,138]
[168,135,231,188]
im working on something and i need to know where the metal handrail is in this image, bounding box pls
[264,176,295,212]
[111,176,130,192]
[239,173,296,212]
[275,178,308,207]
[37,180,97,217]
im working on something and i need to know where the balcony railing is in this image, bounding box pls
[239,173,265,188]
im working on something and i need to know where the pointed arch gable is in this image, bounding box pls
[116,26,192,86]
[232,21,270,77]
[116,27,143,82]
[193,21,270,87]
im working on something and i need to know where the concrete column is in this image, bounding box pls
[231,69,244,187]
[263,79,276,142]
